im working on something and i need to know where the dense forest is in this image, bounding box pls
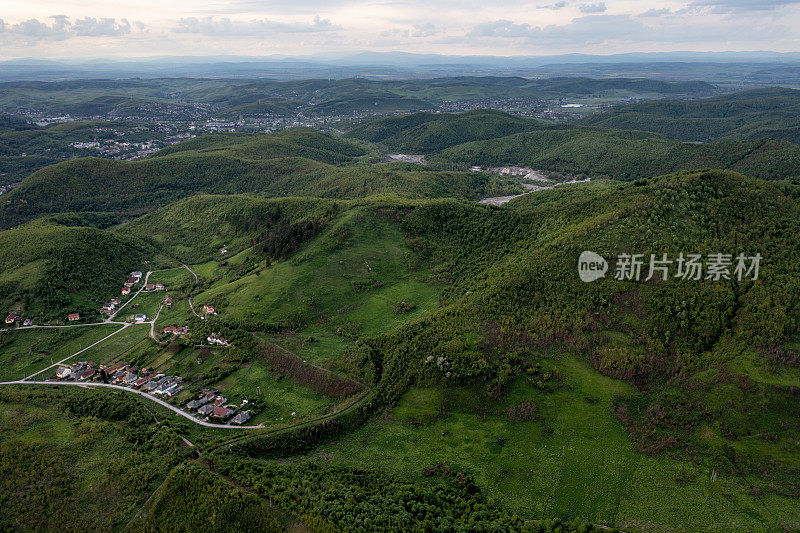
[583,87,800,144]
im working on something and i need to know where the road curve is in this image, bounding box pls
[0,380,263,429]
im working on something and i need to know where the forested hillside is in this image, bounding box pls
[0,128,518,227]
[4,100,800,531]
[583,87,800,143]
[349,110,800,181]
[0,219,149,319]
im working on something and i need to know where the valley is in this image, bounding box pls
[2,81,800,532]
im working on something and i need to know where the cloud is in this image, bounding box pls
[0,15,139,43]
[173,15,339,35]
[464,12,787,47]
[538,1,569,9]
[380,22,438,39]
[72,17,133,37]
[689,0,800,12]
[638,8,672,17]
[579,2,607,13]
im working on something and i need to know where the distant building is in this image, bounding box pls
[4,314,19,325]
[164,295,173,307]
[121,287,131,295]
[207,333,228,346]
[201,305,215,315]
[231,411,251,424]
[131,271,143,279]
[22,319,32,327]
[164,385,183,397]
[134,314,147,323]
[143,283,155,291]
[197,404,215,416]
[68,313,80,322]
[55,367,71,379]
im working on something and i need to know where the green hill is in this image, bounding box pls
[583,87,800,143]
[346,109,540,152]
[434,128,800,181]
[350,110,800,181]
[0,219,149,320]
[0,128,524,228]
[4,168,800,530]
[313,170,800,528]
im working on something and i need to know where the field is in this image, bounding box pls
[312,352,799,530]
[0,325,122,380]
[0,386,190,531]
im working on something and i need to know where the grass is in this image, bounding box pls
[75,324,152,365]
[0,386,183,531]
[310,351,800,530]
[0,325,120,380]
[120,290,164,321]
[192,207,440,363]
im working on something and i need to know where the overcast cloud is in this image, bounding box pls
[1,0,799,59]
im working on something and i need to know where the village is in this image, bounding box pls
[3,266,249,425]
[53,361,252,425]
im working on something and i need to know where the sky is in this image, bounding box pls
[1,0,800,59]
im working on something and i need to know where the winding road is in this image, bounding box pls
[0,380,265,429]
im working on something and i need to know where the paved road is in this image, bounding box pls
[0,380,263,429]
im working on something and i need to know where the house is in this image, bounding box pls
[79,368,97,380]
[134,314,147,323]
[207,334,228,346]
[22,319,32,327]
[121,287,131,296]
[101,303,116,313]
[220,246,228,254]
[133,375,153,388]
[124,277,138,287]
[68,313,80,322]
[111,299,121,306]
[55,367,71,379]
[154,283,165,291]
[186,399,203,409]
[164,295,173,307]
[103,363,127,375]
[231,411,251,424]
[197,404,215,416]
[164,326,188,336]
[5,314,19,324]
[212,405,232,419]
[131,271,142,279]
[212,396,227,407]
[164,385,183,397]
[122,372,138,384]
[143,283,155,291]
[201,305,216,315]
[202,391,217,403]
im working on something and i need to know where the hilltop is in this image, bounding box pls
[0,218,149,320]
[349,110,800,181]
[0,128,519,228]
[583,87,800,144]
